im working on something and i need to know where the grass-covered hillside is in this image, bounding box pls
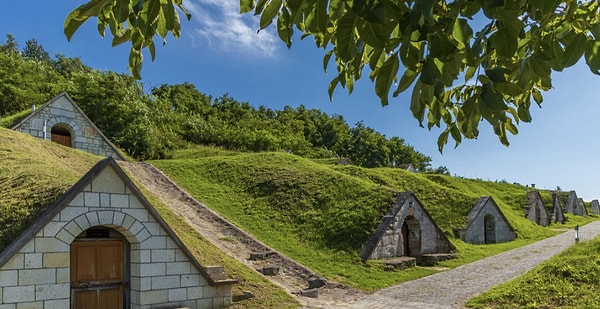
[467,237,600,308]
[152,146,595,291]
[0,128,298,308]
[0,127,99,250]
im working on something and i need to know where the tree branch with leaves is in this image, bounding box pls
[65,0,600,151]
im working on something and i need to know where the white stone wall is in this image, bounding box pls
[0,166,231,309]
[13,95,123,160]
[464,203,516,244]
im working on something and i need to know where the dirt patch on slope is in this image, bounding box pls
[120,161,364,308]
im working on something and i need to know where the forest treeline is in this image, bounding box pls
[0,34,441,171]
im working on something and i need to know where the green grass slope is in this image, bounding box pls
[151,147,595,290]
[0,128,297,308]
[0,127,100,250]
[466,238,600,308]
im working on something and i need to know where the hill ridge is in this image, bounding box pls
[120,161,363,307]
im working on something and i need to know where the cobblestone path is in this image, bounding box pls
[328,221,600,309]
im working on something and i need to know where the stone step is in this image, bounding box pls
[383,257,417,271]
[418,253,458,266]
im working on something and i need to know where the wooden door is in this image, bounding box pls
[71,240,124,309]
[401,222,409,256]
[51,134,72,147]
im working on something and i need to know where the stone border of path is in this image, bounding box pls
[332,221,600,309]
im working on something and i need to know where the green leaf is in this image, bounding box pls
[493,82,523,97]
[255,0,269,15]
[113,0,131,23]
[437,128,450,153]
[419,0,436,23]
[352,0,385,24]
[505,117,518,135]
[563,33,587,68]
[517,97,532,122]
[452,18,473,47]
[112,28,133,47]
[335,13,357,61]
[356,20,385,49]
[393,69,417,96]
[260,0,282,30]
[421,57,440,85]
[411,81,425,125]
[489,23,518,58]
[323,50,334,72]
[305,0,328,33]
[450,125,462,148]
[585,40,600,75]
[375,54,399,106]
[277,7,292,47]
[162,2,177,33]
[64,0,112,41]
[485,67,505,83]
[481,83,506,111]
[531,88,543,105]
[128,49,143,80]
[328,76,340,101]
[399,41,420,70]
[429,33,458,59]
[240,0,255,14]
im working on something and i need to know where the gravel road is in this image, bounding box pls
[327,221,600,309]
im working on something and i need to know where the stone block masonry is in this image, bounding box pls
[0,159,233,308]
[11,93,125,160]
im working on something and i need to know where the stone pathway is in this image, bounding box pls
[324,221,600,309]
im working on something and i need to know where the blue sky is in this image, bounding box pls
[2,1,599,200]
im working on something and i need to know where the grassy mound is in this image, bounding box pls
[466,237,600,308]
[152,146,592,290]
[0,128,297,308]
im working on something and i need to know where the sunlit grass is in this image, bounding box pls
[151,146,593,291]
[466,236,600,308]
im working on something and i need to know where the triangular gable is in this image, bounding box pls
[525,191,550,226]
[578,198,588,216]
[11,92,126,160]
[591,199,600,215]
[466,196,514,232]
[360,191,455,261]
[551,193,566,223]
[565,191,586,215]
[0,157,233,286]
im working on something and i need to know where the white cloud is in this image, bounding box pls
[182,0,280,57]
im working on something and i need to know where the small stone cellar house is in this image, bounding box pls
[591,199,600,215]
[460,196,515,244]
[565,190,586,216]
[0,157,236,309]
[11,92,125,160]
[551,192,566,224]
[525,190,550,227]
[359,191,455,261]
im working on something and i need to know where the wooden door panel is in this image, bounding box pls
[52,134,72,147]
[73,287,123,309]
[97,241,123,281]
[71,243,98,284]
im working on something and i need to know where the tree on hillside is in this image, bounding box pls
[65,1,600,151]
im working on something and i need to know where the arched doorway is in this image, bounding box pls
[484,214,496,244]
[401,216,421,257]
[71,227,128,309]
[51,123,73,147]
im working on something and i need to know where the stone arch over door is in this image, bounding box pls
[51,122,74,147]
[484,214,496,244]
[57,210,150,309]
[401,216,421,257]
